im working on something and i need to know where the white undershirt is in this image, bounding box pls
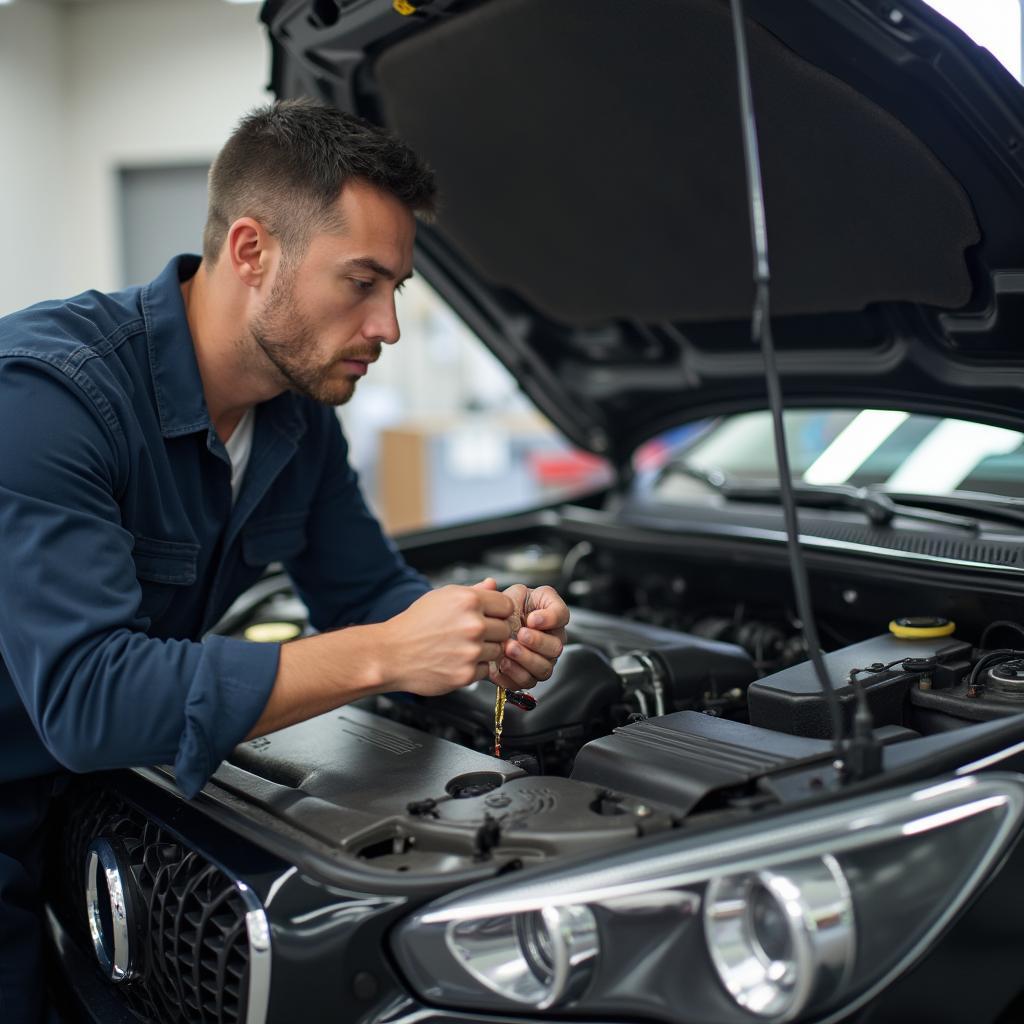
[224,408,255,504]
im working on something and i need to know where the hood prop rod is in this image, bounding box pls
[728,0,879,781]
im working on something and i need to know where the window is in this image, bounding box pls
[641,409,1024,501]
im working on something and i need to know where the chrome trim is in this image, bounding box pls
[84,839,139,983]
[633,651,667,717]
[611,650,667,717]
[444,904,598,1010]
[540,903,598,1006]
[417,773,1024,1024]
[705,854,855,1021]
[77,807,275,1023]
[421,774,1019,921]
[264,865,297,909]
[235,881,272,1024]
[957,739,1024,776]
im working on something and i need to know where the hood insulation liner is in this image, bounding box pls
[375,0,980,327]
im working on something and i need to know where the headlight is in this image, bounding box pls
[392,772,1024,1023]
[704,856,854,1019]
[446,904,598,1008]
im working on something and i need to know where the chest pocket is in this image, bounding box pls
[132,534,200,621]
[242,511,308,569]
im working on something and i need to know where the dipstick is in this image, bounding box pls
[493,686,507,757]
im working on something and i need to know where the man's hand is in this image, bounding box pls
[249,579,560,742]
[377,581,515,697]
[480,581,569,690]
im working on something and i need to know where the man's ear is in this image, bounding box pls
[225,218,269,288]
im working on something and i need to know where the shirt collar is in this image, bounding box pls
[141,254,307,443]
[142,254,210,438]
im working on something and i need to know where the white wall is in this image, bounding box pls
[61,0,270,297]
[0,0,270,315]
[0,2,65,314]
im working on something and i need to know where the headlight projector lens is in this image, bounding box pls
[446,904,598,1009]
[705,855,855,1020]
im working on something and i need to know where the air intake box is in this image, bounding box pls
[571,710,832,812]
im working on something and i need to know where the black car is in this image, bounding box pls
[46,1,1024,1022]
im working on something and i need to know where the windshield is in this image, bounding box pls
[643,409,1024,500]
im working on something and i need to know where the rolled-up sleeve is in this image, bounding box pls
[0,360,278,798]
[284,409,430,631]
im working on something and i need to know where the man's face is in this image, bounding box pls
[249,180,416,406]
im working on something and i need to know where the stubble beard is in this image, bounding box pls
[248,268,358,407]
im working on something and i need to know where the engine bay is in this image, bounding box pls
[206,520,1024,876]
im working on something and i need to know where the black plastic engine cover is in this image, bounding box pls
[424,644,622,746]
[748,633,972,738]
[425,616,755,748]
[566,606,745,655]
[214,705,672,873]
[568,607,756,704]
[571,710,831,812]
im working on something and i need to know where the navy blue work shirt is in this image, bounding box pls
[0,255,430,1022]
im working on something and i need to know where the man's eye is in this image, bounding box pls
[351,279,374,292]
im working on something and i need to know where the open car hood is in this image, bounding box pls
[263,0,1024,468]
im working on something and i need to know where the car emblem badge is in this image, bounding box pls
[84,837,140,983]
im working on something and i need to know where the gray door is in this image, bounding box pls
[120,164,210,287]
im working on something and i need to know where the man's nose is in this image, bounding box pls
[364,295,400,346]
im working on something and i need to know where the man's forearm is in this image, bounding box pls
[244,624,388,739]
[243,583,519,741]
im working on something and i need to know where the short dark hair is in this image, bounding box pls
[202,99,437,264]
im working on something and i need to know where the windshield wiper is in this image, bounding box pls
[881,490,1024,531]
[721,481,981,532]
[661,463,981,532]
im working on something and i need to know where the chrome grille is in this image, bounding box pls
[52,788,253,1024]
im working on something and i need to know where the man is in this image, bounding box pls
[0,100,568,1023]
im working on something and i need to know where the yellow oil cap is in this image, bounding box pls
[888,616,956,639]
[244,621,302,644]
